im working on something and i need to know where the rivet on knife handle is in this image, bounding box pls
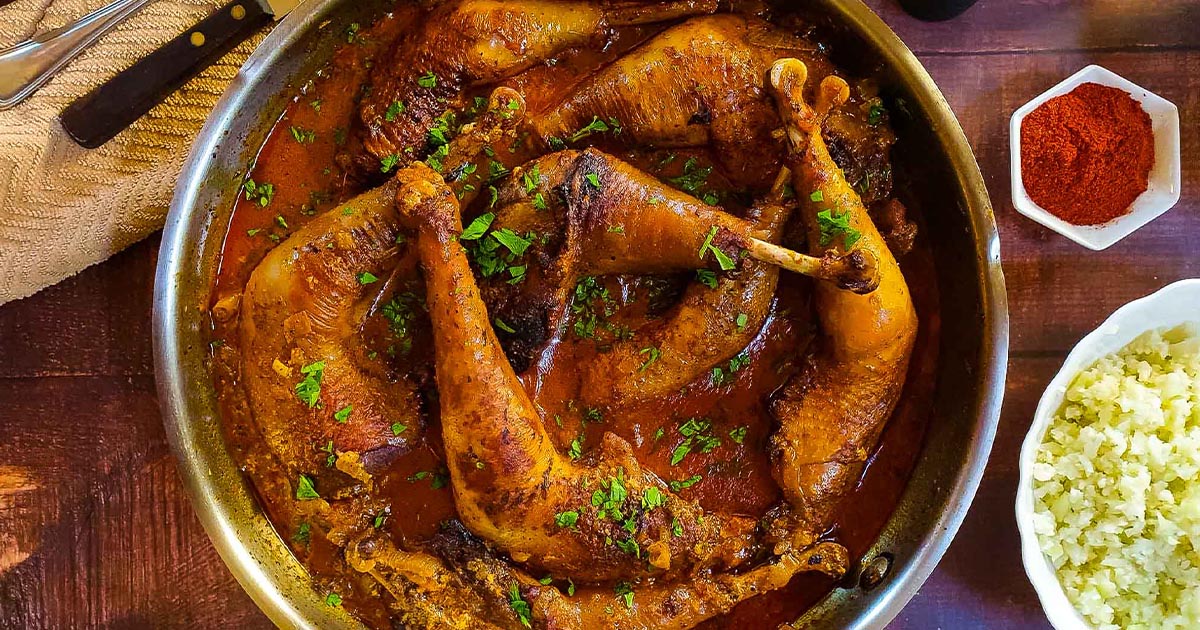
[60,1,272,149]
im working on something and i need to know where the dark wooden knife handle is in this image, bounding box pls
[61,1,272,149]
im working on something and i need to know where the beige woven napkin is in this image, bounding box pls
[0,0,266,305]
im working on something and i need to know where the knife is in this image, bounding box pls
[60,0,301,149]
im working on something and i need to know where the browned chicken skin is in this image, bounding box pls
[766,60,918,536]
[239,178,421,481]
[395,159,761,582]
[358,0,717,163]
[237,89,526,495]
[347,521,846,630]
[530,14,825,189]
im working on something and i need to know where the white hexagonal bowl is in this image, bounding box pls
[1009,65,1181,250]
[1015,278,1200,630]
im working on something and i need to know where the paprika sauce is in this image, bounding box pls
[1020,82,1155,226]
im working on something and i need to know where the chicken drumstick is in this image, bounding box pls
[359,0,717,164]
[766,59,918,540]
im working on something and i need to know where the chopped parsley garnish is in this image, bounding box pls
[488,159,510,181]
[735,312,748,331]
[868,101,886,126]
[408,469,449,489]
[699,226,737,271]
[334,405,352,423]
[614,582,635,609]
[326,592,342,607]
[488,185,500,207]
[494,317,516,334]
[390,422,407,436]
[357,271,378,284]
[816,209,862,249]
[729,426,748,444]
[295,474,320,500]
[344,22,360,43]
[289,126,315,144]
[570,276,619,340]
[246,228,261,237]
[380,154,401,173]
[607,225,625,234]
[585,172,601,189]
[654,427,665,442]
[638,346,661,371]
[642,487,665,510]
[382,291,423,354]
[567,579,576,596]
[669,474,702,491]
[532,192,547,211]
[616,538,640,558]
[539,576,554,586]
[670,418,721,465]
[728,352,750,374]
[554,510,579,528]
[373,510,388,529]
[567,115,611,143]
[671,517,684,537]
[320,440,336,467]
[243,178,274,207]
[508,583,533,628]
[293,522,311,544]
[385,100,405,122]
[810,190,824,202]
[491,228,532,255]
[294,361,325,408]
[667,157,713,195]
[696,269,718,289]
[568,435,583,460]
[274,215,288,229]
[460,212,495,240]
[521,164,541,193]
[462,216,535,284]
[417,71,438,89]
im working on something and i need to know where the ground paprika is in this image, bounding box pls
[1020,82,1154,225]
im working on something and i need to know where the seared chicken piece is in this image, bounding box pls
[574,169,795,407]
[530,14,824,188]
[488,150,873,405]
[359,0,717,163]
[348,515,848,630]
[393,161,760,582]
[238,90,525,490]
[240,179,420,482]
[766,60,918,538]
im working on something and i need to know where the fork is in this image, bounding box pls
[0,0,153,110]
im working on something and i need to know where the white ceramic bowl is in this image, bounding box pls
[1009,64,1181,250]
[1015,278,1200,630]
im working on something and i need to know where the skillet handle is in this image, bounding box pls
[60,1,271,149]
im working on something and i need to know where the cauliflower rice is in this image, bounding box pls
[1033,324,1200,629]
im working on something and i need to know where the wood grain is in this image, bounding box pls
[1,1,1197,628]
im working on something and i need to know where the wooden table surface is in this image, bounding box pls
[1,1,1196,627]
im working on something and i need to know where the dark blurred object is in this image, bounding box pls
[897,0,979,21]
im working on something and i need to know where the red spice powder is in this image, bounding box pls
[1020,82,1155,225]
